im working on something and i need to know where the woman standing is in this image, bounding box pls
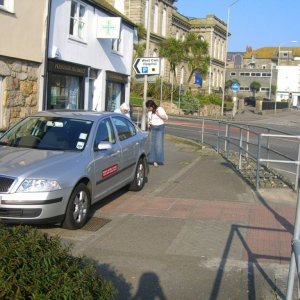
[146,99,168,167]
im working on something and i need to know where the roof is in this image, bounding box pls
[35,110,113,121]
[244,47,300,59]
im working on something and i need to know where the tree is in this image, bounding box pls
[159,37,185,84]
[183,32,210,84]
[250,81,261,97]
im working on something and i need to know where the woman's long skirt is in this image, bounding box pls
[148,124,165,165]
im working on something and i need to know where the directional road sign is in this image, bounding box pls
[231,82,240,92]
[133,57,160,75]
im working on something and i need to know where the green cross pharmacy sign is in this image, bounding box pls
[97,17,121,39]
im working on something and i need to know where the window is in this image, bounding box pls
[0,0,14,12]
[112,36,121,52]
[260,87,270,91]
[161,9,166,36]
[153,4,158,33]
[112,116,136,141]
[240,87,250,91]
[69,0,86,40]
[230,72,236,76]
[94,118,116,146]
[48,73,82,110]
[144,0,148,28]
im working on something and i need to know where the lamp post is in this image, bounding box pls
[141,0,152,130]
[221,0,241,116]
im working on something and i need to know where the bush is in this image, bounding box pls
[0,224,116,299]
[180,93,200,114]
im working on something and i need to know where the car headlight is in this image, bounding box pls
[17,179,62,193]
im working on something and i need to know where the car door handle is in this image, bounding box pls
[110,150,120,157]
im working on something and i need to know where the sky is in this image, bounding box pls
[175,0,300,52]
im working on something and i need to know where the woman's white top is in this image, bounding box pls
[148,107,168,126]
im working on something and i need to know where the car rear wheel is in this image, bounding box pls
[129,157,146,191]
[62,183,91,229]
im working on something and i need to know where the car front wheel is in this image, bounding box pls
[129,157,146,191]
[63,183,91,230]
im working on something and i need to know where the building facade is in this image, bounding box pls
[0,0,48,129]
[106,0,228,94]
[47,0,136,113]
[226,47,300,104]
[0,0,136,129]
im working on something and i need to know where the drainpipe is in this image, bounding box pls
[42,0,52,110]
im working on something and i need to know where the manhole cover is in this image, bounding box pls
[82,217,111,232]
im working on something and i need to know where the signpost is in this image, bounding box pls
[133,57,160,75]
[231,82,240,92]
[231,82,240,118]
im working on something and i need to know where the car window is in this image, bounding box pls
[112,116,136,141]
[0,116,93,151]
[94,118,116,146]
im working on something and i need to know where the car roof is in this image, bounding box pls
[33,110,118,122]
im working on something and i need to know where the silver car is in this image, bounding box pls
[0,110,149,229]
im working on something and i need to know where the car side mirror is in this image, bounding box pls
[95,142,112,151]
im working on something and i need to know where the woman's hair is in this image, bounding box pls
[145,100,158,113]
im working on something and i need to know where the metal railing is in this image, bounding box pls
[195,118,300,191]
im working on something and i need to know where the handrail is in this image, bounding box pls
[157,115,300,191]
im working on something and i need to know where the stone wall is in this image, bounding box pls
[0,56,40,130]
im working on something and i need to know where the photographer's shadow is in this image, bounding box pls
[132,272,166,300]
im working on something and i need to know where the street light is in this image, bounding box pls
[141,0,152,130]
[221,0,241,116]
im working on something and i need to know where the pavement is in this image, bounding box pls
[41,109,300,300]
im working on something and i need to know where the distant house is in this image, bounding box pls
[226,47,300,103]
[0,0,136,130]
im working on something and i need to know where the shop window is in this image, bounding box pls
[48,73,83,110]
[0,0,14,12]
[105,81,123,112]
[69,0,86,40]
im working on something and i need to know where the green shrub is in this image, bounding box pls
[180,93,200,114]
[0,224,116,299]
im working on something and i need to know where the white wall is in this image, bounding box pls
[48,0,134,110]
[276,65,300,105]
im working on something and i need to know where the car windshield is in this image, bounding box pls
[0,116,93,151]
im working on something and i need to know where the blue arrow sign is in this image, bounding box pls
[231,82,240,92]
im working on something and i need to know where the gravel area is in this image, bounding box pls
[222,151,294,189]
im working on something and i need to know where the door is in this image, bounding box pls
[93,118,122,201]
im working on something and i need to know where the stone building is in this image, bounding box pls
[226,47,300,101]
[0,0,47,130]
[106,0,228,94]
[189,14,227,94]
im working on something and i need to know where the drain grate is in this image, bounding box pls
[82,217,111,232]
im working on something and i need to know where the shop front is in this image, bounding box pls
[105,71,128,112]
[46,59,88,110]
